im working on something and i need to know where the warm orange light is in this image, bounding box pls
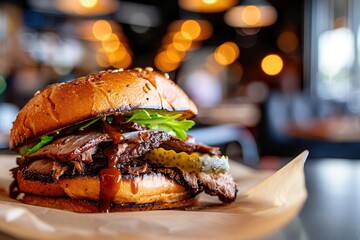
[107,46,126,61]
[102,33,120,52]
[172,32,192,51]
[225,5,277,28]
[203,0,217,4]
[179,0,237,13]
[214,42,240,65]
[168,20,213,41]
[181,20,201,40]
[96,48,110,67]
[277,31,299,53]
[155,18,214,71]
[55,0,118,16]
[166,44,186,62]
[109,50,132,68]
[78,20,123,41]
[261,54,283,75]
[155,51,180,72]
[92,20,112,40]
[80,0,98,8]
[197,20,213,40]
[241,6,261,26]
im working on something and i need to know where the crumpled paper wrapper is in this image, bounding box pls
[0,151,308,240]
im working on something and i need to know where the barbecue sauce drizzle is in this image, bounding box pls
[102,122,125,144]
[130,178,139,194]
[99,163,121,213]
[99,122,124,213]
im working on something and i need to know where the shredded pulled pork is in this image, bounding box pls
[24,131,110,162]
[22,130,219,164]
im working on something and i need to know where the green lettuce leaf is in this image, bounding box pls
[126,110,195,140]
[79,117,101,131]
[27,135,54,154]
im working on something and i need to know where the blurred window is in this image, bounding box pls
[305,0,360,113]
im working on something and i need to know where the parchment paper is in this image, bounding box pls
[0,151,308,240]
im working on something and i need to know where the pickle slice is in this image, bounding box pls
[143,148,229,173]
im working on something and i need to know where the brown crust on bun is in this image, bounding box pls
[10,68,197,150]
[23,195,198,213]
[16,171,197,212]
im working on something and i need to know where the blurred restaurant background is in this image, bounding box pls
[1,0,360,163]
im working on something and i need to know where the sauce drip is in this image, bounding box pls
[100,146,122,213]
[99,167,121,213]
[102,122,125,144]
[130,178,139,194]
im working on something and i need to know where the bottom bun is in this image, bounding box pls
[16,171,198,212]
[23,195,199,213]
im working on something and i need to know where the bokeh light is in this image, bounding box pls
[79,0,98,8]
[168,20,213,41]
[214,42,240,65]
[166,44,186,62]
[181,20,201,40]
[101,33,120,52]
[261,54,283,75]
[225,5,277,28]
[277,31,299,53]
[172,32,192,51]
[179,0,237,13]
[241,6,261,26]
[154,19,214,71]
[55,0,118,15]
[96,48,110,67]
[109,50,132,68]
[92,20,112,40]
[155,51,180,72]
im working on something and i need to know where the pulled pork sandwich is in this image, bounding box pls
[9,67,237,213]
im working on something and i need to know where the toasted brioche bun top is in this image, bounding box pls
[10,67,197,150]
